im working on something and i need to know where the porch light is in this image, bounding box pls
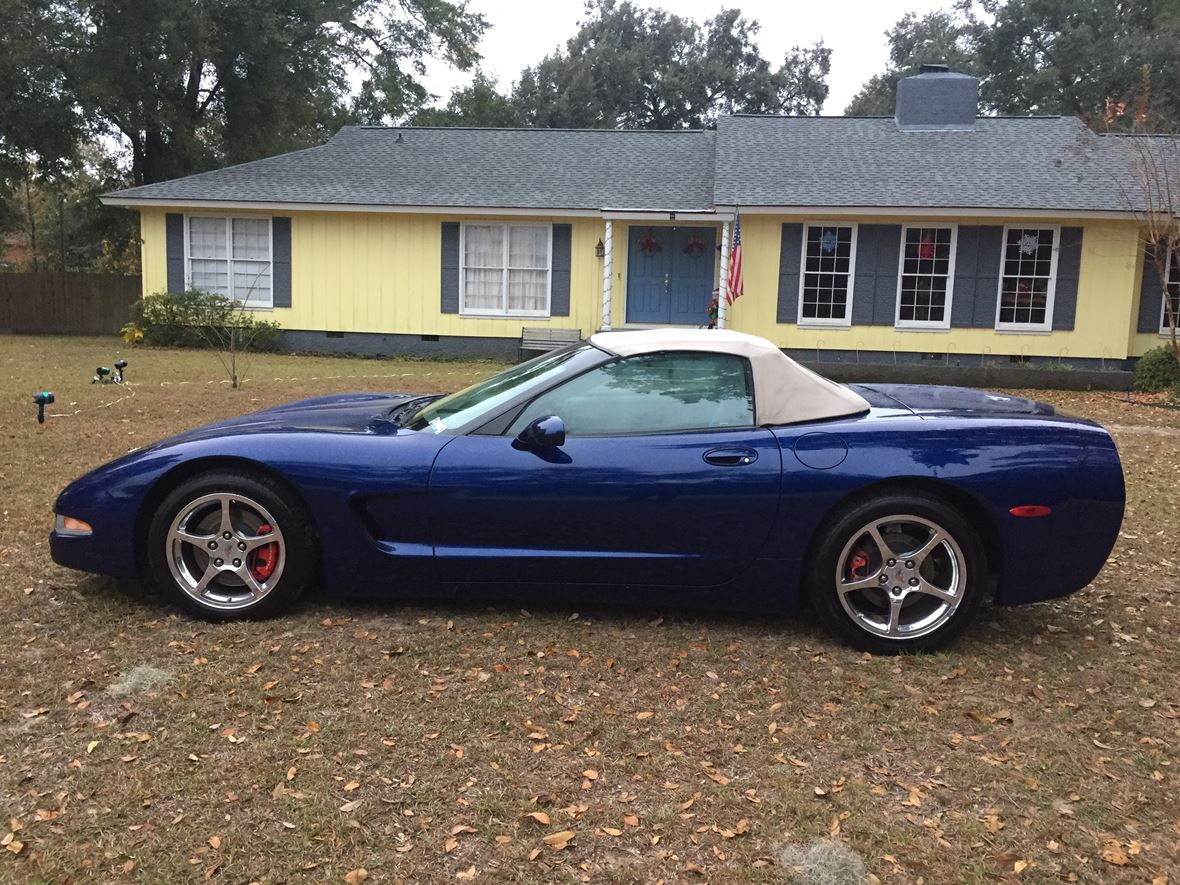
[595,239,605,258]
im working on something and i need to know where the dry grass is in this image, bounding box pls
[0,335,1177,884]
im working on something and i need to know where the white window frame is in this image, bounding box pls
[183,214,274,309]
[459,222,553,318]
[894,224,957,330]
[1160,243,1180,336]
[994,224,1060,333]
[797,222,858,328]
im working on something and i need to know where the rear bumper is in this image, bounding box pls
[993,431,1125,605]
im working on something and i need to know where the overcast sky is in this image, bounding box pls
[421,0,951,115]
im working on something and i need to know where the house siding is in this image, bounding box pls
[140,207,601,340]
[139,207,1145,361]
[729,214,1142,360]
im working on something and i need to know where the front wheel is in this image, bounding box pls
[146,470,318,621]
[807,493,987,654]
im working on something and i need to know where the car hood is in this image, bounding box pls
[849,383,1060,418]
[155,392,429,445]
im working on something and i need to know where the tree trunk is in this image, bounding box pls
[23,179,38,272]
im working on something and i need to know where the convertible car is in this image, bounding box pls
[51,329,1124,653]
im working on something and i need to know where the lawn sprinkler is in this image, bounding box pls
[33,391,54,424]
[113,359,128,384]
[93,366,111,384]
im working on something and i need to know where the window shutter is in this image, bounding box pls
[776,223,804,323]
[551,223,572,316]
[272,217,292,308]
[1138,241,1165,333]
[440,222,461,314]
[950,225,1003,328]
[166,213,185,294]
[1050,227,1082,331]
[851,224,901,325]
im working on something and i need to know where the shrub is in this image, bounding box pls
[1134,346,1180,392]
[133,291,282,352]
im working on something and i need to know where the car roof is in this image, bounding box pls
[588,329,870,425]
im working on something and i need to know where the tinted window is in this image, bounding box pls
[508,352,754,436]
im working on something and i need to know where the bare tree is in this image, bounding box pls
[190,283,277,389]
[1124,133,1180,364]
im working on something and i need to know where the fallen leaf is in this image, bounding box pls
[306,721,321,733]
[543,830,576,850]
[456,867,476,881]
[343,869,368,885]
[602,827,622,836]
[339,800,361,813]
[623,813,639,827]
[444,837,458,853]
[525,812,550,825]
[344,781,359,792]
[208,835,221,850]
[1100,842,1130,866]
[451,825,477,835]
[635,712,654,720]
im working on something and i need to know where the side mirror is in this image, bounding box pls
[513,415,566,450]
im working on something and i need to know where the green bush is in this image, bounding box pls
[1134,346,1180,392]
[133,291,281,352]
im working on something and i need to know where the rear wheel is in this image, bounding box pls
[807,493,986,654]
[146,470,318,621]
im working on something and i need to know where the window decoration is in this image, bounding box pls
[896,226,955,328]
[460,223,551,317]
[639,229,663,255]
[186,216,273,308]
[996,227,1058,330]
[799,224,856,325]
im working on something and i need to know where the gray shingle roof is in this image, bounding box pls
[106,116,1159,214]
[106,125,717,211]
[714,115,1137,212]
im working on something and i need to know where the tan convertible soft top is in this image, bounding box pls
[589,329,870,426]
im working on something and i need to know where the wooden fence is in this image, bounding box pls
[0,272,141,336]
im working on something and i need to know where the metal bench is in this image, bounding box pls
[520,327,582,360]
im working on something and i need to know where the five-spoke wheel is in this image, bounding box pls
[147,470,317,620]
[808,493,985,653]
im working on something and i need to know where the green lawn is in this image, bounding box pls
[0,335,1177,883]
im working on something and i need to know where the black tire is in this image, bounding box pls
[806,491,987,654]
[146,469,318,621]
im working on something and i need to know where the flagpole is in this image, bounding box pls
[718,220,731,330]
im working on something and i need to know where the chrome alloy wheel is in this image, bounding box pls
[165,492,286,612]
[835,514,965,640]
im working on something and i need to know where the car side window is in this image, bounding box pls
[506,352,755,436]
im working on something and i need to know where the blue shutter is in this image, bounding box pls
[1138,241,1164,333]
[272,217,292,308]
[441,222,460,314]
[776,223,803,323]
[551,224,572,316]
[166,213,185,294]
[950,226,1004,328]
[1051,227,1082,330]
[851,224,901,326]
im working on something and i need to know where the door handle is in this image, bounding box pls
[664,272,670,290]
[703,447,758,467]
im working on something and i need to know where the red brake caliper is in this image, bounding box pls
[846,548,869,582]
[249,523,279,581]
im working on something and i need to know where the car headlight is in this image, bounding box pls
[54,514,93,536]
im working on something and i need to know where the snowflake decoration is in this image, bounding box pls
[1018,233,1041,256]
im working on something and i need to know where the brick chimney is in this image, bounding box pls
[895,64,979,131]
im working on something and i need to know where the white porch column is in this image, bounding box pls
[600,219,613,331]
[717,221,731,330]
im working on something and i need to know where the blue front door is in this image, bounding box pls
[625,226,717,325]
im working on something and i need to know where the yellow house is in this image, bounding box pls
[103,67,1176,368]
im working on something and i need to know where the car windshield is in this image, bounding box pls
[407,344,595,433]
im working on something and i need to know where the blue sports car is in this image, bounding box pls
[50,329,1125,653]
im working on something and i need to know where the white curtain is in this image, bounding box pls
[464,225,505,311]
[231,218,272,306]
[508,226,549,312]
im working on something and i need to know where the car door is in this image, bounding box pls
[427,351,783,587]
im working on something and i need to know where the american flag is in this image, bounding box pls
[726,213,744,305]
